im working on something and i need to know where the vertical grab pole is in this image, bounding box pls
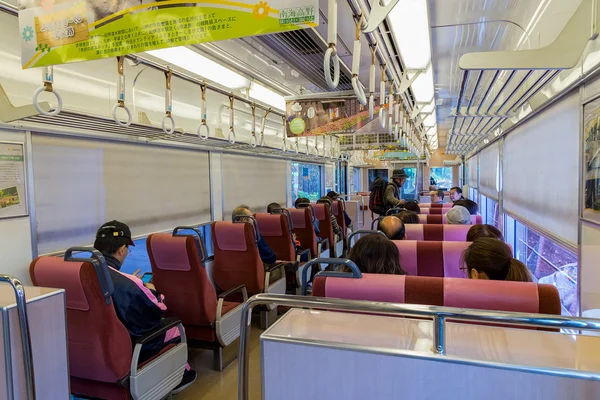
[433,315,446,355]
[0,275,35,400]
[237,301,254,400]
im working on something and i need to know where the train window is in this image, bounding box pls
[401,167,416,200]
[292,162,322,202]
[485,197,500,229]
[429,167,452,190]
[121,237,151,275]
[511,220,579,316]
[468,187,478,201]
[352,167,361,193]
[368,168,388,187]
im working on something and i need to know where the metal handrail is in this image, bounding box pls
[346,229,386,250]
[238,293,600,400]
[0,275,35,399]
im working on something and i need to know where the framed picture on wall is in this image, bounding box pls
[583,97,600,223]
[0,142,28,219]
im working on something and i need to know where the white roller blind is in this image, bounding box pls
[32,135,211,254]
[467,155,478,187]
[503,92,580,247]
[222,153,286,219]
[479,142,500,200]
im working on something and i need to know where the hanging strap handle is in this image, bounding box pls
[351,13,367,106]
[368,43,377,120]
[324,0,340,89]
[379,64,387,128]
[281,116,287,152]
[161,67,175,134]
[259,108,271,147]
[197,82,210,139]
[112,56,132,128]
[250,102,257,147]
[33,66,63,117]
[228,95,236,144]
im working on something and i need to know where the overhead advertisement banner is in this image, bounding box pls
[285,91,384,137]
[18,0,318,68]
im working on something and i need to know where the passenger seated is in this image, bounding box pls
[327,190,352,227]
[267,202,282,213]
[450,186,465,202]
[317,197,342,237]
[397,210,419,224]
[430,189,444,204]
[446,205,471,225]
[93,221,196,394]
[403,201,421,214]
[295,197,320,235]
[379,216,406,240]
[453,199,478,215]
[467,224,504,242]
[462,238,532,282]
[348,235,406,275]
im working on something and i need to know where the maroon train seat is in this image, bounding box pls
[313,203,337,256]
[288,207,318,258]
[313,273,561,319]
[417,214,482,224]
[405,224,471,242]
[147,231,245,371]
[392,240,471,278]
[30,249,187,400]
[255,212,296,261]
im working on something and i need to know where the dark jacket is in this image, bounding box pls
[383,181,402,209]
[343,210,352,227]
[103,253,166,354]
[257,236,277,264]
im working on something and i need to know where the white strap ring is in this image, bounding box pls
[250,135,257,148]
[197,123,210,139]
[324,47,340,89]
[352,76,367,106]
[33,86,63,117]
[228,128,236,144]
[162,115,175,134]
[112,103,132,128]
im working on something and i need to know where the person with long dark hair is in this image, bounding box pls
[461,238,532,282]
[348,235,406,275]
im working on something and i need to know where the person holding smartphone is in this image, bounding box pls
[94,220,196,394]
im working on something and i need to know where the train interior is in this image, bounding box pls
[1,0,600,398]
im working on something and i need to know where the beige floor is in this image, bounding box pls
[174,323,264,400]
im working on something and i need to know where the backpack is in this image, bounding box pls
[369,178,394,215]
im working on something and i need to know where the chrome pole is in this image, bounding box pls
[433,315,445,355]
[0,275,35,400]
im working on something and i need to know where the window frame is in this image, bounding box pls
[291,161,324,203]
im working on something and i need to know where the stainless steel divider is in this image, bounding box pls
[238,293,600,400]
[0,275,35,400]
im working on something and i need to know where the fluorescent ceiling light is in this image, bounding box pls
[410,66,435,103]
[249,82,286,111]
[421,100,435,114]
[147,47,250,89]
[388,0,432,70]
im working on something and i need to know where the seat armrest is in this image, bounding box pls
[296,248,311,262]
[134,318,182,345]
[218,284,248,301]
[265,262,286,273]
[319,238,329,252]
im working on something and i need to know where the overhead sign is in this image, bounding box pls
[18,0,318,68]
[285,91,384,137]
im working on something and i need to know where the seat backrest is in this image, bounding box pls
[418,214,481,224]
[288,208,317,257]
[331,200,346,234]
[147,233,217,327]
[255,213,296,261]
[404,224,470,242]
[392,240,471,277]
[429,203,452,208]
[313,203,335,246]
[312,274,561,316]
[441,214,481,225]
[212,221,264,294]
[30,256,131,383]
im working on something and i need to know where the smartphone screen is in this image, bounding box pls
[141,272,153,283]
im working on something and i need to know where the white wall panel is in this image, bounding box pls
[479,142,500,200]
[32,135,210,254]
[503,92,580,246]
[221,153,286,219]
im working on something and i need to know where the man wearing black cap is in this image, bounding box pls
[94,220,197,394]
[326,190,352,227]
[384,169,408,210]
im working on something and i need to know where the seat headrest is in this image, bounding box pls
[443,224,470,241]
[31,257,90,311]
[321,274,406,303]
[214,221,249,252]
[289,208,308,229]
[148,233,195,271]
[392,240,418,276]
[417,214,427,224]
[444,278,540,313]
[255,213,284,236]
[331,201,340,215]
[313,203,327,221]
[404,224,424,241]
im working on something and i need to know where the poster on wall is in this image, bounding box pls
[285,91,384,137]
[0,143,27,219]
[584,97,600,223]
[18,0,318,68]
